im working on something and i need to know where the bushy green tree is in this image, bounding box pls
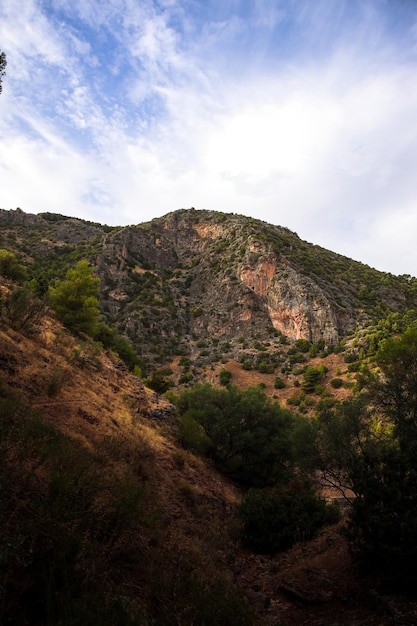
[372,327,417,448]
[240,484,339,555]
[311,396,374,497]
[176,383,295,486]
[311,329,417,589]
[219,368,232,385]
[0,249,27,282]
[302,365,328,393]
[49,260,100,336]
[274,376,286,389]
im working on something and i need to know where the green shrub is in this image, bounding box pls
[302,365,328,393]
[178,414,212,455]
[179,356,191,369]
[144,371,172,394]
[1,285,47,334]
[344,351,357,363]
[176,383,296,487]
[0,249,27,282]
[347,361,361,372]
[295,338,310,353]
[308,345,319,357]
[330,378,343,389]
[219,369,232,385]
[179,372,193,385]
[274,376,286,389]
[239,485,339,555]
[289,352,307,364]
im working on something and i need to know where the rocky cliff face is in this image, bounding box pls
[97,210,341,351]
[1,207,417,369]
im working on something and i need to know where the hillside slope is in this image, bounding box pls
[2,280,417,624]
[0,290,250,624]
[1,207,417,373]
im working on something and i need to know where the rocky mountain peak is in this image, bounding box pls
[1,207,417,371]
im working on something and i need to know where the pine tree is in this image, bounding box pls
[49,260,100,336]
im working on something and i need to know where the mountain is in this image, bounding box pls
[1,206,417,374]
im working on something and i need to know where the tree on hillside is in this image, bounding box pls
[176,383,295,487]
[302,364,328,393]
[0,249,27,282]
[310,328,417,590]
[0,51,6,94]
[175,382,340,554]
[49,260,100,336]
[1,285,47,335]
[371,327,417,448]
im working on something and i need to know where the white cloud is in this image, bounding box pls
[1,0,417,276]
[0,0,65,67]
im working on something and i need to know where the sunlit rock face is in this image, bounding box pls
[239,250,339,344]
[95,209,354,353]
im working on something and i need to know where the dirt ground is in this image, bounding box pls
[234,518,417,626]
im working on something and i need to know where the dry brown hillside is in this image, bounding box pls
[0,302,250,624]
[1,296,416,624]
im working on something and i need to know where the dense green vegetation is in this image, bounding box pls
[175,383,297,487]
[0,248,27,282]
[301,329,417,589]
[172,383,339,553]
[240,485,339,555]
[171,326,417,580]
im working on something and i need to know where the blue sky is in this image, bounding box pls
[1,1,417,276]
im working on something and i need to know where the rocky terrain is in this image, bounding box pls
[2,206,417,374]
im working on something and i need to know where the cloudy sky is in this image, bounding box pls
[1,0,417,276]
